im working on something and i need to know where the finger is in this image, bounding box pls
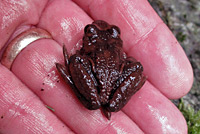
[123,81,187,134]
[72,0,193,99]
[0,65,74,134]
[38,0,92,52]
[0,0,48,50]
[11,39,144,134]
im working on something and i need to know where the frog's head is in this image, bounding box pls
[82,20,122,54]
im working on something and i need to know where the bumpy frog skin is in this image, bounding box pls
[56,20,146,120]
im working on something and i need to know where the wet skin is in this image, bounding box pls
[56,20,146,120]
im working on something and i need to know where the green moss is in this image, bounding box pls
[178,98,200,134]
[176,32,187,42]
[184,14,187,19]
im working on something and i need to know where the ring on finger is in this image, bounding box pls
[1,28,52,69]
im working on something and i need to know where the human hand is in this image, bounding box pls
[0,0,193,134]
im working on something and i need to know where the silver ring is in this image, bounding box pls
[1,28,52,69]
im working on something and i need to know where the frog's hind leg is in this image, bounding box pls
[56,45,73,85]
[56,61,100,110]
[56,46,100,110]
[68,54,101,110]
[62,45,70,67]
[106,58,146,112]
[56,63,73,86]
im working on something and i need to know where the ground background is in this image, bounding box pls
[148,0,200,111]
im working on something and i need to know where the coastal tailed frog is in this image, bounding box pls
[56,20,146,120]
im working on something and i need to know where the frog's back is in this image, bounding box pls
[94,49,122,104]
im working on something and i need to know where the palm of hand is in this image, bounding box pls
[0,0,193,134]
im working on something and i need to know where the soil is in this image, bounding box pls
[148,0,200,111]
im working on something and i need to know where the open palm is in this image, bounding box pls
[0,0,193,134]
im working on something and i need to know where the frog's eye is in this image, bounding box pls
[84,24,97,36]
[108,26,121,38]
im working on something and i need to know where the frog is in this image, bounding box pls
[56,20,146,120]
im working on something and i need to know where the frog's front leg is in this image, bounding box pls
[56,47,101,110]
[106,58,146,112]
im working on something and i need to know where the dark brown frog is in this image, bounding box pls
[56,20,146,120]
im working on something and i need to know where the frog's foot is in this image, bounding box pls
[101,107,111,120]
